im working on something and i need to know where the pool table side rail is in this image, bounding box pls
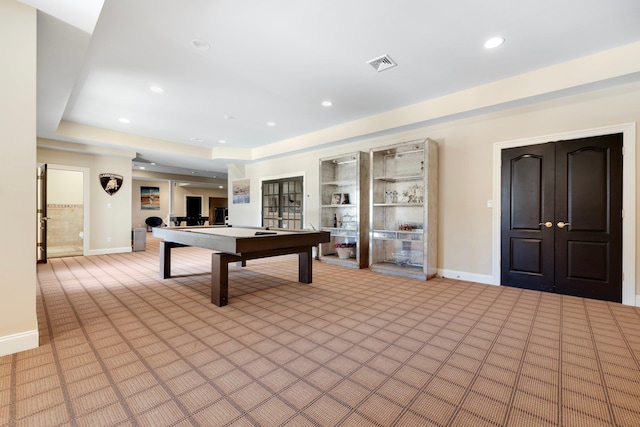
[153,226,330,254]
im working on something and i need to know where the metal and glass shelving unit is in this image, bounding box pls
[369,139,438,279]
[318,152,369,268]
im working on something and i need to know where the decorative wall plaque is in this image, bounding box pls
[99,173,123,195]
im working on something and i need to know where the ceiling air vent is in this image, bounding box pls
[367,54,397,72]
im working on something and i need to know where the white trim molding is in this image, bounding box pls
[0,329,39,357]
[86,246,132,256]
[437,269,494,285]
[492,123,636,305]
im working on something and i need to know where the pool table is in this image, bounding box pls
[152,225,330,306]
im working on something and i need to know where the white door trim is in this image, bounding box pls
[492,123,636,305]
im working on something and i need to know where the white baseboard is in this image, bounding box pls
[0,329,39,357]
[86,246,132,256]
[437,269,494,285]
[437,270,639,307]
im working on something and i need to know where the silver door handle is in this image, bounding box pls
[539,221,553,228]
[557,221,571,229]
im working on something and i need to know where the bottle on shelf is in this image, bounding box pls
[333,213,337,228]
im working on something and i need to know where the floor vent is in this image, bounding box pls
[366,54,397,72]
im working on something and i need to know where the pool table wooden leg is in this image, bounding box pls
[159,241,189,279]
[159,241,172,279]
[211,252,240,306]
[299,247,312,283]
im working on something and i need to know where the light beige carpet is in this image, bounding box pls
[2,234,640,426]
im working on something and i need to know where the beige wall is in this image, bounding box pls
[0,0,38,355]
[131,179,227,227]
[132,180,170,228]
[173,185,227,218]
[229,80,640,297]
[48,169,83,204]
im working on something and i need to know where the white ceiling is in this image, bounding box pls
[29,0,640,179]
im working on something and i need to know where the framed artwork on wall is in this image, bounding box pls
[233,179,250,204]
[141,186,160,209]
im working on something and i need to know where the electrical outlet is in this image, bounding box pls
[107,237,111,242]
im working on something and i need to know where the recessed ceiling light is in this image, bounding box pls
[150,162,156,165]
[223,115,234,120]
[219,185,224,189]
[190,137,205,143]
[321,100,333,107]
[139,166,145,170]
[191,39,210,50]
[266,121,276,127]
[149,86,164,93]
[119,117,130,123]
[219,140,226,144]
[484,37,505,49]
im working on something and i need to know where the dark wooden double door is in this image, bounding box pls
[501,134,623,302]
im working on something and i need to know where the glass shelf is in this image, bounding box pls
[372,229,424,241]
[322,180,357,186]
[373,174,423,182]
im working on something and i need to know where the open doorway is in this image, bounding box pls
[185,195,203,225]
[46,168,85,258]
[209,197,227,225]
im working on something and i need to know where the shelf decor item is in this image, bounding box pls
[369,139,438,280]
[335,242,356,259]
[318,152,370,268]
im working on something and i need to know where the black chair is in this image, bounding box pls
[145,216,163,231]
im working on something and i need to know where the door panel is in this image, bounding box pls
[37,164,47,263]
[501,134,622,302]
[501,143,555,292]
[262,181,280,228]
[262,177,303,229]
[554,134,622,302]
[186,196,202,225]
